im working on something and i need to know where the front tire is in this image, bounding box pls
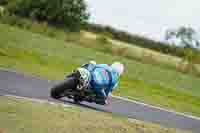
[50,77,78,99]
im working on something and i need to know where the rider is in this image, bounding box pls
[81,61,124,105]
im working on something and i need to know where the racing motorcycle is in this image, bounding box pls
[50,67,107,105]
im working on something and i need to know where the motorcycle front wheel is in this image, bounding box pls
[50,77,78,99]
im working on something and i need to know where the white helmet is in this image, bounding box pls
[111,62,124,76]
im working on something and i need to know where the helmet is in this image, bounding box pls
[111,62,124,76]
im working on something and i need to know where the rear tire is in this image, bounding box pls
[50,77,78,99]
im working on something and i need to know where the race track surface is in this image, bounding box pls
[0,70,199,132]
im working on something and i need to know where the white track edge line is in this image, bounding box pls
[6,94,200,121]
[112,95,200,121]
[4,94,71,108]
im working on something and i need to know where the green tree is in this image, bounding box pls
[7,0,89,31]
[165,27,200,74]
[0,0,8,5]
[165,26,200,48]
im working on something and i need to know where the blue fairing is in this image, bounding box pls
[83,64,119,97]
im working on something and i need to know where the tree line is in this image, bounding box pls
[0,0,89,31]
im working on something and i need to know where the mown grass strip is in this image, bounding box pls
[0,96,190,133]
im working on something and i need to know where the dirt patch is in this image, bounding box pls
[0,129,6,133]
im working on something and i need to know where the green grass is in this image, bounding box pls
[0,23,200,117]
[0,96,190,133]
[114,79,200,115]
[1,14,200,76]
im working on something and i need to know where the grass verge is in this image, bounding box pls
[0,96,190,133]
[0,23,200,117]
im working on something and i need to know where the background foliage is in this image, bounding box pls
[3,0,89,31]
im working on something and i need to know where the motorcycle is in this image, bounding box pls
[50,67,107,105]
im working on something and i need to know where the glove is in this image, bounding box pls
[89,60,96,65]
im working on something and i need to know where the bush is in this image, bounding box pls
[6,0,89,31]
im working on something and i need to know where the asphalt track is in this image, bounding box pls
[0,69,199,133]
